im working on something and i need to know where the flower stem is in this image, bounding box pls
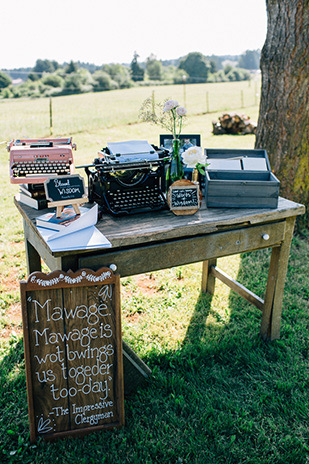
[178,118,183,139]
[172,109,177,138]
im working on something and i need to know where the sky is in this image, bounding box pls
[1,0,267,70]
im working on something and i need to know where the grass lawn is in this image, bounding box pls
[0,82,308,463]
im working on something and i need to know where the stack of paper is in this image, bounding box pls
[37,204,112,252]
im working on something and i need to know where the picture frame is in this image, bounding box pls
[159,134,201,154]
[160,134,203,184]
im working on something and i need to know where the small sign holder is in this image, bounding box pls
[167,179,201,216]
[50,197,85,218]
[44,174,87,217]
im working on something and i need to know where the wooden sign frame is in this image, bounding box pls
[44,174,87,217]
[167,179,201,216]
[20,267,124,443]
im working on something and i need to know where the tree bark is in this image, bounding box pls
[255,0,309,227]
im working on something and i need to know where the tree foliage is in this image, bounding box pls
[238,50,260,70]
[92,71,117,91]
[65,61,78,74]
[28,72,40,82]
[33,59,59,75]
[102,64,133,88]
[41,74,64,88]
[178,52,211,83]
[130,52,145,82]
[2,51,255,100]
[0,72,11,89]
[171,68,189,84]
[226,68,251,81]
[209,60,217,74]
[62,69,93,94]
[146,54,163,81]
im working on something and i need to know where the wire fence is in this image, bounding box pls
[0,79,261,140]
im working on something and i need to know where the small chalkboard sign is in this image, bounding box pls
[167,179,201,215]
[44,174,86,202]
[44,175,87,217]
[20,267,124,443]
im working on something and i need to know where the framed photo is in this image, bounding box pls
[159,134,201,154]
[160,134,203,185]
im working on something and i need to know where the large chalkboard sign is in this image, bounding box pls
[167,179,201,216]
[20,267,124,443]
[44,174,86,203]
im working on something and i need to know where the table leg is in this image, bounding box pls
[201,258,217,294]
[25,238,41,274]
[61,255,79,272]
[23,219,41,275]
[260,216,296,341]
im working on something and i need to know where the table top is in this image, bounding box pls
[15,197,305,256]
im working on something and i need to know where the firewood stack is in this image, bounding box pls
[212,113,257,135]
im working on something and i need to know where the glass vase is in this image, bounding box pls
[166,138,184,189]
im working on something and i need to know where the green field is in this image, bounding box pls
[0,80,259,140]
[0,81,308,464]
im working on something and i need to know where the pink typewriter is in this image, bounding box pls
[8,137,76,184]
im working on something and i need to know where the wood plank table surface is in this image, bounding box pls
[15,196,305,341]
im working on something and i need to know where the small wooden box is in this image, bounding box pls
[205,149,280,208]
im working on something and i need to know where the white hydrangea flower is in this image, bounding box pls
[176,106,187,116]
[182,146,206,168]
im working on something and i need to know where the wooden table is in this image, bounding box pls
[15,197,305,341]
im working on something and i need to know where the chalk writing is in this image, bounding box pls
[37,416,54,434]
[44,174,86,202]
[33,299,111,325]
[171,187,199,208]
[31,288,114,411]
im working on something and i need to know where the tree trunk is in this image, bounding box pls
[255,0,309,228]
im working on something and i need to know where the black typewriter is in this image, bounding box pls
[80,141,170,215]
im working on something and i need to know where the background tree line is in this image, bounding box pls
[0,49,259,99]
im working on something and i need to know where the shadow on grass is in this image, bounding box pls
[0,338,31,461]
[181,292,214,347]
[139,241,309,463]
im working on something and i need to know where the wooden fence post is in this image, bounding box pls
[49,97,53,135]
[206,92,209,113]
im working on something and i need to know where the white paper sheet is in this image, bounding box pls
[242,158,268,171]
[37,225,112,252]
[207,159,242,170]
[107,140,155,155]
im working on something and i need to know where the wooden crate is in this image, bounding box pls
[205,149,280,208]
